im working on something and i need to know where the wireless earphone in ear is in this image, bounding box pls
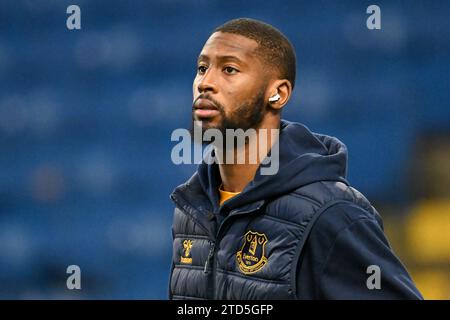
[269,93,281,103]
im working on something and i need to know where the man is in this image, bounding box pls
[169,18,422,299]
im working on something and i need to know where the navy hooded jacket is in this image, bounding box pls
[169,120,423,299]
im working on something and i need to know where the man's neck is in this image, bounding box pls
[218,117,280,193]
[219,161,260,193]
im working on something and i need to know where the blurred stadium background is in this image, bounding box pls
[0,0,448,299]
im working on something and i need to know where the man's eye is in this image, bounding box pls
[224,66,238,74]
[197,66,207,74]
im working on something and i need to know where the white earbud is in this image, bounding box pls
[268,93,280,103]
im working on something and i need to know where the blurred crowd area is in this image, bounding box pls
[0,0,448,299]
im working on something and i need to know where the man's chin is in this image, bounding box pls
[193,117,222,131]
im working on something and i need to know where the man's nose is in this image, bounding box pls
[197,69,218,93]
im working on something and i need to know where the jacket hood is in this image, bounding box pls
[171,120,349,214]
[195,120,349,211]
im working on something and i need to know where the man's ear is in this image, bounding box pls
[267,79,292,110]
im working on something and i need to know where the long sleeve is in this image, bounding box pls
[296,203,423,299]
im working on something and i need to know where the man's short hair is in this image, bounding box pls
[214,18,296,89]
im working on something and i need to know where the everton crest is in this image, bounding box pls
[236,230,268,274]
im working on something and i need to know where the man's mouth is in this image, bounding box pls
[194,98,220,118]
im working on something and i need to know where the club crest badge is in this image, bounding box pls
[236,230,268,274]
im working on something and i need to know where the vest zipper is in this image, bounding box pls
[204,241,215,273]
[173,197,265,299]
[209,203,265,299]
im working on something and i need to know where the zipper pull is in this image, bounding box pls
[204,241,215,274]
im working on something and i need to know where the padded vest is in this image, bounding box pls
[169,179,379,300]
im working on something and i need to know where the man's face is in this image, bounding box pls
[192,32,269,133]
